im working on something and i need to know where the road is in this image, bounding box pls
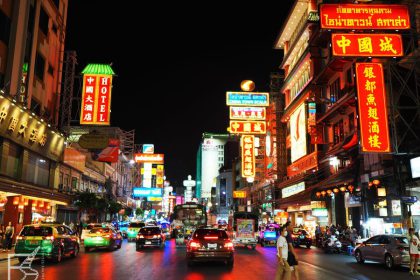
[0,239,411,280]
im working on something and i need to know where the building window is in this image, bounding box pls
[0,9,11,45]
[3,142,22,179]
[72,177,78,191]
[348,113,355,133]
[329,78,340,104]
[26,152,50,187]
[39,7,49,35]
[35,53,45,81]
[333,119,344,145]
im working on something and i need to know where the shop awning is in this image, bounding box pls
[276,188,312,210]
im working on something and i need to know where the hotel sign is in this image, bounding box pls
[230,120,266,134]
[356,63,390,153]
[226,92,269,106]
[229,107,266,120]
[241,135,255,178]
[282,182,305,198]
[0,97,64,161]
[332,33,403,57]
[320,4,410,30]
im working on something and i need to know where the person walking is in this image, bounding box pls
[276,225,291,280]
[2,222,14,252]
[285,221,300,280]
[409,227,420,276]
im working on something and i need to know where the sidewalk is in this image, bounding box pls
[0,247,16,262]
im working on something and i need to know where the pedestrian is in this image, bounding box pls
[0,224,4,249]
[409,227,420,276]
[276,225,291,280]
[69,221,75,232]
[2,222,14,252]
[285,221,300,280]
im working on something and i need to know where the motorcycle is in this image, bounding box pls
[323,232,342,254]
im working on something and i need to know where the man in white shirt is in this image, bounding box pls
[276,226,291,280]
[409,227,420,276]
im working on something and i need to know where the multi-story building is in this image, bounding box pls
[0,0,69,233]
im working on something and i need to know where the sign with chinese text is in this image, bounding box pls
[0,96,64,162]
[132,187,163,198]
[226,92,269,106]
[282,182,305,198]
[356,63,390,153]
[80,74,113,125]
[134,153,164,164]
[241,135,255,178]
[320,4,410,30]
[290,103,307,162]
[233,191,247,198]
[332,34,403,57]
[230,120,266,134]
[229,107,266,120]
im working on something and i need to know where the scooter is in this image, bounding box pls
[324,232,342,254]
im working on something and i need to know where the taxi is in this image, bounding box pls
[127,222,145,241]
[83,227,123,252]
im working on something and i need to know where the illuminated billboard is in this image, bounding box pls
[132,187,163,198]
[80,64,115,125]
[290,103,307,162]
[229,120,266,134]
[356,63,390,153]
[320,4,410,30]
[229,107,266,120]
[201,138,225,198]
[226,92,269,106]
[241,135,255,178]
[142,144,154,154]
[233,191,247,198]
[332,34,403,57]
[134,153,164,164]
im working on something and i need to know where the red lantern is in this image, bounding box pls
[372,179,380,186]
[340,186,347,192]
[348,185,354,193]
[321,191,326,197]
[316,192,321,198]
[327,190,333,196]
[333,188,339,193]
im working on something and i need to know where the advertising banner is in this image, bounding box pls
[356,63,390,153]
[241,135,255,178]
[226,92,269,106]
[236,219,255,239]
[320,4,410,30]
[332,34,403,57]
[230,120,266,134]
[290,103,307,162]
[233,191,247,198]
[132,187,163,198]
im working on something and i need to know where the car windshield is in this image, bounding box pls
[90,228,111,234]
[193,229,228,240]
[139,227,160,234]
[86,224,102,230]
[129,222,145,228]
[20,226,53,236]
[395,236,409,245]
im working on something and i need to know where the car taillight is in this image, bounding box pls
[152,235,159,239]
[189,241,201,248]
[137,234,144,239]
[204,236,218,240]
[17,236,25,240]
[224,241,234,249]
[43,236,54,241]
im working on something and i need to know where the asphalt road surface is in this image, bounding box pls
[0,239,411,280]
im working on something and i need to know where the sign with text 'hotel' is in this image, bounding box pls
[226,92,269,106]
[332,33,403,57]
[80,64,115,126]
[356,63,390,153]
[320,4,410,30]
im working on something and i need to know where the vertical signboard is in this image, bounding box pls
[80,75,97,125]
[241,135,255,178]
[356,63,390,153]
[290,103,307,162]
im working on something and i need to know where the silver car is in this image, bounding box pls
[354,234,410,269]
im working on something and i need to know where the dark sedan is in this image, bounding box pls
[186,228,234,267]
[136,226,165,250]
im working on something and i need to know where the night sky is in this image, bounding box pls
[65,1,294,188]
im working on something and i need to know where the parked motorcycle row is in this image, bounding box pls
[316,231,356,255]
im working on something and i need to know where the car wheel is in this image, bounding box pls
[355,250,365,264]
[71,245,79,257]
[108,241,115,251]
[385,254,394,269]
[54,247,62,263]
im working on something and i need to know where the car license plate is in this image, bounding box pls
[29,240,39,245]
[208,243,217,249]
[145,241,151,245]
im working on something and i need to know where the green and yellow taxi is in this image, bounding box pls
[84,227,122,252]
[15,223,80,263]
[127,222,145,241]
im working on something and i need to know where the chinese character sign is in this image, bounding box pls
[80,74,113,125]
[241,135,255,178]
[230,107,266,120]
[356,63,390,153]
[320,4,410,30]
[332,34,403,57]
[230,121,266,134]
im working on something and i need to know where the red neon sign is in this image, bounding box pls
[356,63,390,153]
[80,74,112,125]
[320,4,410,30]
[241,135,255,178]
[230,107,266,120]
[230,121,266,134]
[332,34,403,57]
